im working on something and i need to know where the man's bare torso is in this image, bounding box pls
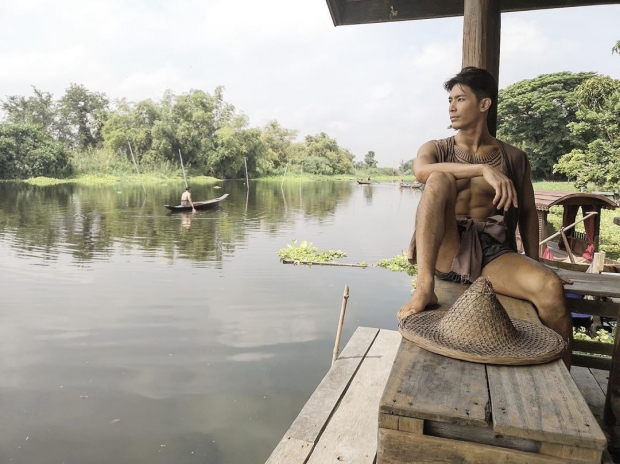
[453,141,503,222]
[181,191,191,202]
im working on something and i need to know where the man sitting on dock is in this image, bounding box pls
[181,186,196,213]
[397,67,572,366]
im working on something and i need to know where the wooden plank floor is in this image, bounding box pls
[268,328,617,463]
[266,327,401,464]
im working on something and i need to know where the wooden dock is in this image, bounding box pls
[267,276,620,463]
[267,325,615,463]
[266,327,400,463]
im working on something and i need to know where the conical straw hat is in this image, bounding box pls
[398,277,566,365]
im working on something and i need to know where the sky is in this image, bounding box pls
[0,1,619,167]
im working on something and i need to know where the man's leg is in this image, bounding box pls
[481,253,573,368]
[397,172,461,319]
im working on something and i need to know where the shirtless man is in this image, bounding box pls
[181,186,196,213]
[397,67,572,366]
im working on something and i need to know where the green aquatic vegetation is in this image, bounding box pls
[573,326,615,344]
[377,254,417,276]
[277,240,347,265]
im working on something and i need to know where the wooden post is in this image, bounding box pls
[462,0,501,136]
[128,142,147,195]
[244,157,250,189]
[592,251,606,274]
[332,285,350,366]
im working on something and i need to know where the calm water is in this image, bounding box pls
[0,180,421,464]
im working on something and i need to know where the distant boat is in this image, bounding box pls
[399,181,424,190]
[165,193,229,212]
[357,180,372,185]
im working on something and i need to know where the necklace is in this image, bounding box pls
[453,144,504,171]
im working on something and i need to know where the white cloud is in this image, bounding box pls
[0,1,619,166]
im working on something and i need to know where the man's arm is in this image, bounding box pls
[518,161,539,261]
[413,141,518,211]
[189,193,196,212]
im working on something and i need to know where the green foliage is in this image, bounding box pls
[364,150,377,168]
[0,123,71,179]
[553,76,620,189]
[573,326,614,344]
[302,133,354,175]
[613,40,620,55]
[377,254,417,276]
[399,158,414,176]
[277,239,347,265]
[1,85,368,180]
[58,84,109,150]
[497,72,597,179]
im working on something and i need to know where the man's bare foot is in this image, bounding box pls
[397,289,439,320]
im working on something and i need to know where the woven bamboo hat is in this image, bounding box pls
[398,277,566,365]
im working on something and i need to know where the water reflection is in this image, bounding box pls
[0,180,420,464]
[181,212,194,230]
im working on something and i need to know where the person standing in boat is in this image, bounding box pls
[397,67,572,367]
[181,186,196,213]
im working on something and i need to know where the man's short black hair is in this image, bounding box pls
[444,67,498,108]
[186,186,190,190]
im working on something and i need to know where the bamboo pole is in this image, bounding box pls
[282,260,371,268]
[244,157,249,188]
[539,212,598,246]
[332,285,350,366]
[178,149,188,188]
[281,162,289,189]
[128,142,146,195]
[560,229,576,264]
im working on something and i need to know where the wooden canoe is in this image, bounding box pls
[357,180,372,185]
[164,193,229,212]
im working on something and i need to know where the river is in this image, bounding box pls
[0,179,421,464]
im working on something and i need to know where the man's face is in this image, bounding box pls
[448,84,488,130]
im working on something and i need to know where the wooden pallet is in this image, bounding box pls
[378,279,608,464]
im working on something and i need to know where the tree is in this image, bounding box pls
[497,72,597,179]
[304,133,354,174]
[0,123,71,179]
[554,76,620,189]
[364,150,377,168]
[260,120,298,172]
[58,84,109,150]
[399,158,414,175]
[613,40,620,55]
[1,87,63,138]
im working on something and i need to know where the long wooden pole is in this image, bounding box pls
[244,157,250,188]
[178,149,188,188]
[539,212,598,246]
[332,285,350,366]
[281,162,289,189]
[128,142,146,195]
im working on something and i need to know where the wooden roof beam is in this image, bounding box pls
[325,0,620,26]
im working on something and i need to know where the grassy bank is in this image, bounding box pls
[24,174,221,187]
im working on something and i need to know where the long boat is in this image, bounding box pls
[357,180,372,185]
[164,193,229,212]
[531,190,619,273]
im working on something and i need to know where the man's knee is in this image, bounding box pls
[532,273,568,317]
[425,171,457,194]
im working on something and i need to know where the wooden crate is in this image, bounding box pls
[378,280,608,464]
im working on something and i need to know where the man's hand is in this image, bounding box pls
[482,165,518,211]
